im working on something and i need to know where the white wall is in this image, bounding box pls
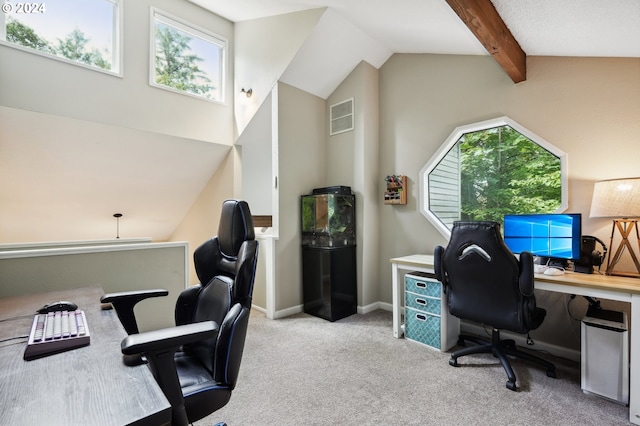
[0,241,188,331]
[0,0,234,142]
[0,0,235,244]
[234,9,324,136]
[377,54,640,349]
[327,61,381,311]
[169,151,236,286]
[237,92,273,216]
[275,82,326,312]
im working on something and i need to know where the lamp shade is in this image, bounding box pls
[589,178,640,218]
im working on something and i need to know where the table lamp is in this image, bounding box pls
[589,178,640,277]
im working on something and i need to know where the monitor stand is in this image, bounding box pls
[538,256,568,270]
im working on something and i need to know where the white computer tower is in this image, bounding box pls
[581,310,629,405]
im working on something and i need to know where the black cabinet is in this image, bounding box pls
[302,246,357,321]
[301,186,357,321]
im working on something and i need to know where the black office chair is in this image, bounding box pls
[101,199,259,425]
[434,221,556,391]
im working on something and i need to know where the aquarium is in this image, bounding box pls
[301,186,355,247]
[301,186,357,321]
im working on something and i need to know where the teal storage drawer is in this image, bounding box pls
[405,274,440,297]
[403,271,459,352]
[405,308,441,349]
[405,292,441,315]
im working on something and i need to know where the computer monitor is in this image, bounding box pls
[503,213,582,267]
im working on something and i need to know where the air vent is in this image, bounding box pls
[330,98,354,136]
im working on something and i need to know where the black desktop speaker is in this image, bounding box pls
[574,235,607,274]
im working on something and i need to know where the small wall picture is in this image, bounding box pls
[384,175,407,205]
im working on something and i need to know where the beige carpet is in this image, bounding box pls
[198,309,629,425]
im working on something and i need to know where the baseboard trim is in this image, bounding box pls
[251,304,266,315]
[359,301,383,314]
[263,302,581,362]
[271,302,391,318]
[273,304,303,319]
[377,301,393,312]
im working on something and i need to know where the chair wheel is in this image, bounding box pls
[449,357,458,367]
[506,381,517,391]
[546,369,557,378]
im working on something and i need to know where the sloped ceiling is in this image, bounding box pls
[194,0,640,97]
[279,9,393,99]
[191,0,489,54]
[195,0,640,56]
[0,107,230,242]
[492,0,640,57]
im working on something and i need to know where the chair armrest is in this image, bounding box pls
[434,246,446,291]
[120,321,218,426]
[121,321,218,356]
[518,251,535,296]
[101,289,169,303]
[100,289,169,334]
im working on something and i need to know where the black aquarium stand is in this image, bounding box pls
[302,245,357,322]
[301,186,357,321]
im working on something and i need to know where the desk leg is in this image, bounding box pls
[392,263,403,338]
[631,294,640,424]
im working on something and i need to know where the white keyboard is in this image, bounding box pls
[24,310,90,360]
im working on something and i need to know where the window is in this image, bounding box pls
[0,0,121,75]
[150,9,226,103]
[419,117,567,237]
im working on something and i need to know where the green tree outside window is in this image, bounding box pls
[154,24,214,98]
[420,117,567,237]
[5,16,111,70]
[459,125,561,225]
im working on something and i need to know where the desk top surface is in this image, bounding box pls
[0,286,171,426]
[391,254,640,295]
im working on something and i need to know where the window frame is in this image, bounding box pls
[149,8,227,104]
[419,116,568,238]
[0,0,123,77]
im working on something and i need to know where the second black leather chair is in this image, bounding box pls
[434,221,556,391]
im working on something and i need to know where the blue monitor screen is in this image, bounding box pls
[503,213,582,261]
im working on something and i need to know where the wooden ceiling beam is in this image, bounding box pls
[445,0,527,83]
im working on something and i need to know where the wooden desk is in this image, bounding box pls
[0,286,171,426]
[391,254,640,425]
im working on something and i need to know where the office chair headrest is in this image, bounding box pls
[459,244,492,262]
[218,199,255,258]
[446,221,518,268]
[450,221,502,250]
[194,200,255,286]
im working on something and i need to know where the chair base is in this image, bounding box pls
[449,329,556,391]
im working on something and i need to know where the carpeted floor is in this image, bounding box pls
[197,309,629,425]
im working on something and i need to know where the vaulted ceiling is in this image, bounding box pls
[193,0,640,57]
[192,0,640,89]
[3,1,638,244]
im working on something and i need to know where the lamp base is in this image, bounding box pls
[606,219,640,278]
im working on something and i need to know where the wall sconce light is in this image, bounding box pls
[113,213,123,239]
[240,87,253,98]
[589,178,640,277]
